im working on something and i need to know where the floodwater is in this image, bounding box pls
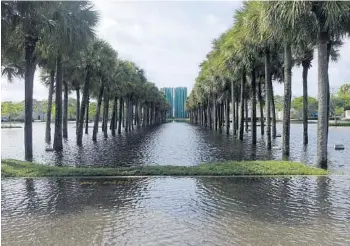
[2,122,350,245]
[1,121,349,172]
[1,176,350,245]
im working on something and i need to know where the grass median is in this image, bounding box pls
[329,122,350,127]
[1,159,328,177]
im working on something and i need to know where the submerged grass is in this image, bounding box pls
[1,159,328,177]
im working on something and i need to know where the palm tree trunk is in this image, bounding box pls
[213,95,217,131]
[141,105,144,126]
[77,66,91,146]
[125,98,129,132]
[130,101,134,130]
[317,32,329,169]
[129,99,132,130]
[302,63,309,145]
[150,105,154,125]
[235,97,239,133]
[53,54,63,151]
[239,75,245,140]
[75,87,80,135]
[146,106,149,126]
[207,98,211,128]
[326,43,331,136]
[245,96,249,133]
[92,82,103,142]
[122,100,126,128]
[271,86,277,138]
[118,98,123,134]
[45,70,55,143]
[143,105,146,126]
[225,98,230,135]
[137,103,142,128]
[218,104,222,133]
[85,96,89,134]
[251,69,257,145]
[231,81,236,136]
[258,78,264,135]
[111,96,117,136]
[63,80,68,139]
[135,101,139,128]
[221,104,224,130]
[282,42,292,157]
[24,36,37,160]
[265,50,272,149]
[134,102,138,126]
[103,93,109,138]
[115,100,118,129]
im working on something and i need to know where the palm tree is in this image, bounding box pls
[77,40,116,145]
[50,1,98,151]
[267,1,350,167]
[243,1,275,149]
[39,66,55,143]
[293,40,314,145]
[1,1,57,160]
[91,44,117,141]
[265,1,310,157]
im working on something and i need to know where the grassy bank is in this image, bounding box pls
[166,118,190,122]
[329,122,350,127]
[1,159,328,177]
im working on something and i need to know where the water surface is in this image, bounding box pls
[1,122,349,172]
[2,176,350,245]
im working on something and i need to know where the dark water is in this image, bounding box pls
[1,122,349,172]
[2,176,350,245]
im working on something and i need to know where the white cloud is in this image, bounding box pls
[1,72,48,102]
[2,1,349,102]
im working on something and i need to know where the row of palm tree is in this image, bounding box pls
[1,1,170,160]
[186,1,350,169]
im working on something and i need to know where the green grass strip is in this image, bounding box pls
[1,159,328,177]
[329,122,350,127]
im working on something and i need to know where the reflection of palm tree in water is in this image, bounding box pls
[315,176,332,220]
[25,179,40,211]
[196,177,326,226]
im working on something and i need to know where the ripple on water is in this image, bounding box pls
[1,176,350,245]
[1,122,350,173]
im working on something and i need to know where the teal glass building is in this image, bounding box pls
[160,87,174,118]
[174,87,187,118]
[160,87,188,119]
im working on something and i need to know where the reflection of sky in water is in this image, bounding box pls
[1,122,349,172]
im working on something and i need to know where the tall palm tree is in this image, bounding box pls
[77,40,113,145]
[39,66,55,143]
[243,1,275,149]
[91,44,117,141]
[267,1,350,167]
[293,40,314,145]
[1,1,57,160]
[50,1,98,151]
[266,1,310,157]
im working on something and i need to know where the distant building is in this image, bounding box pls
[160,87,188,119]
[174,87,187,118]
[160,87,174,118]
[17,110,46,121]
[345,107,350,119]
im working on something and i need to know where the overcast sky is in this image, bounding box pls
[1,1,350,102]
